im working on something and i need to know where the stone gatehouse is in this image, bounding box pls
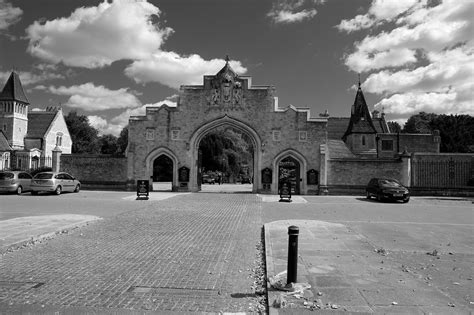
[127,59,328,194]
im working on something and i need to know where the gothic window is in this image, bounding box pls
[146,128,155,140]
[381,140,394,151]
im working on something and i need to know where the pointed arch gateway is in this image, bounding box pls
[188,115,262,192]
[273,149,308,195]
[145,147,179,191]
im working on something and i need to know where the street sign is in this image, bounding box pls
[279,180,292,202]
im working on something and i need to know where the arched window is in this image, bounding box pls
[56,132,63,146]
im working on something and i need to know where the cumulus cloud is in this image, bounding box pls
[0,69,64,86]
[0,0,22,30]
[337,0,422,32]
[125,52,247,89]
[90,96,178,136]
[339,0,474,120]
[267,0,323,24]
[45,83,142,111]
[26,0,173,68]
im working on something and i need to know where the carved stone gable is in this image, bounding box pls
[206,63,244,110]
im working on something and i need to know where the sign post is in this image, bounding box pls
[136,179,149,200]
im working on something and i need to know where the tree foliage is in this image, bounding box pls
[387,121,401,133]
[199,127,253,177]
[65,111,128,155]
[65,111,100,154]
[402,112,474,153]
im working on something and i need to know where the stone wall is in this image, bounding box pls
[60,154,128,190]
[327,158,405,194]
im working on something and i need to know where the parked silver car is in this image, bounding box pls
[0,171,33,194]
[31,172,81,195]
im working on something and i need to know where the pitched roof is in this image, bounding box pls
[25,111,58,139]
[327,117,350,140]
[0,130,12,151]
[327,139,356,158]
[342,85,378,140]
[0,72,29,104]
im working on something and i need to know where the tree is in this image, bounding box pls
[402,112,474,153]
[387,121,401,133]
[430,114,474,153]
[117,126,128,154]
[98,134,119,154]
[64,111,100,153]
[402,112,438,133]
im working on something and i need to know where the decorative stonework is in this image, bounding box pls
[206,59,244,111]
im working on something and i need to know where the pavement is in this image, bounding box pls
[0,192,472,314]
[265,220,473,314]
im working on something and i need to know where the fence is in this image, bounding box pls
[0,155,52,171]
[412,157,473,188]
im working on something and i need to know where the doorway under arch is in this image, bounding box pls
[273,150,307,195]
[145,147,179,191]
[189,116,262,193]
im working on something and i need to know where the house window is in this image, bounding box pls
[299,131,307,142]
[362,135,366,146]
[381,139,394,151]
[171,130,180,140]
[146,128,155,140]
[56,133,63,146]
[272,130,281,142]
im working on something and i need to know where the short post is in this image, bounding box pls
[287,225,299,285]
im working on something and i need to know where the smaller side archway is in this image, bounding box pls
[273,149,308,195]
[145,147,179,191]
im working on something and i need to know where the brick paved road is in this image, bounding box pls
[0,193,263,313]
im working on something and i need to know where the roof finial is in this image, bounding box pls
[225,55,230,64]
[358,73,361,89]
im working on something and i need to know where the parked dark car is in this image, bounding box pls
[0,171,33,194]
[240,175,252,184]
[202,174,215,184]
[31,172,81,195]
[366,178,410,203]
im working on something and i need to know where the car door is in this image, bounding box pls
[19,172,32,191]
[61,173,74,192]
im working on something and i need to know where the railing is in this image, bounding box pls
[0,156,52,172]
[412,158,473,188]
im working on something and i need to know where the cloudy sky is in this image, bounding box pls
[0,0,472,136]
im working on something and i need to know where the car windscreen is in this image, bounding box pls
[379,180,402,187]
[0,172,14,179]
[34,173,53,179]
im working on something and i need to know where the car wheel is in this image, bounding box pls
[376,193,383,202]
[55,186,62,195]
[366,191,371,199]
[403,197,410,203]
[74,184,80,193]
[31,191,38,195]
[16,186,23,195]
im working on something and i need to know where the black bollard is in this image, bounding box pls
[287,225,299,285]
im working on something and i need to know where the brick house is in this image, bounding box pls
[0,72,72,170]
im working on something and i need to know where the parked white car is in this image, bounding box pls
[0,171,33,194]
[31,172,81,195]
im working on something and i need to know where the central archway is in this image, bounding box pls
[189,115,262,192]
